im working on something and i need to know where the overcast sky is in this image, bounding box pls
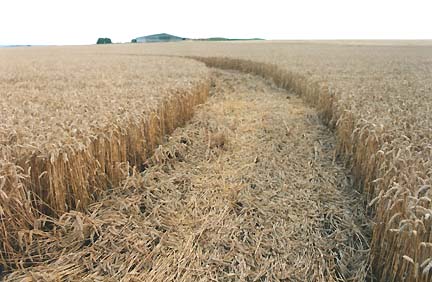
[0,0,431,45]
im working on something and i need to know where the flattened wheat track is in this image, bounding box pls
[4,69,370,281]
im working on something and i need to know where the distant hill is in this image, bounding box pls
[134,33,187,43]
[131,33,265,43]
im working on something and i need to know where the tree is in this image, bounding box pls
[131,39,137,43]
[96,38,112,44]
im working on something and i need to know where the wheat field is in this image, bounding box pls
[0,48,209,268]
[1,41,432,281]
[112,41,432,281]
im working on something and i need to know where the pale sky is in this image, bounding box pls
[0,0,431,45]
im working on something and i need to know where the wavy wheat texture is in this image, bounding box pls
[0,48,210,268]
[103,41,432,281]
[1,41,432,281]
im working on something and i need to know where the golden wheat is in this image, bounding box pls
[99,40,432,282]
[1,41,431,281]
[0,48,209,268]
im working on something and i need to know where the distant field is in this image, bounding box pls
[1,41,432,281]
